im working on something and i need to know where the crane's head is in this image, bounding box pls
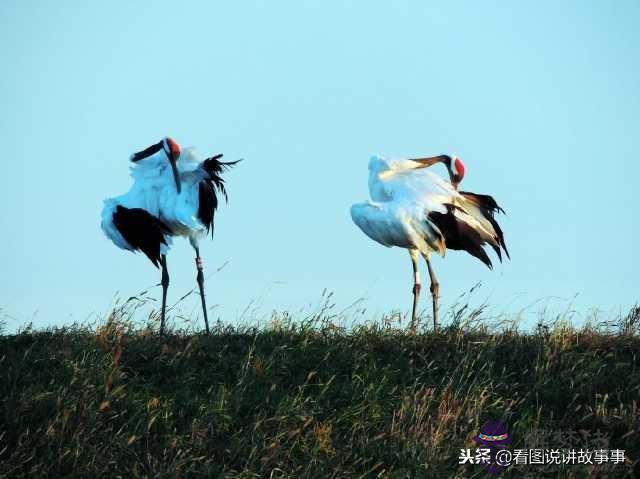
[408,154,465,189]
[162,137,181,161]
[161,137,181,194]
[450,156,465,189]
[130,137,182,193]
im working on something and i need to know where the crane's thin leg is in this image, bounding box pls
[160,254,169,336]
[409,249,421,334]
[423,254,440,332]
[194,247,211,335]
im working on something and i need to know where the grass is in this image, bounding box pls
[0,296,639,478]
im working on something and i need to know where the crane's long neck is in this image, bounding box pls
[409,155,459,188]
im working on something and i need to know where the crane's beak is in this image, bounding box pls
[169,157,181,194]
[409,155,448,169]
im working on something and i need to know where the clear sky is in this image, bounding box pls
[1,1,639,331]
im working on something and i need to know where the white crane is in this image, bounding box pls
[350,155,509,332]
[101,137,238,335]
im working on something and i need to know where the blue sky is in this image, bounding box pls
[1,1,639,331]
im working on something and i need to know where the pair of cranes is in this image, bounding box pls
[102,137,508,335]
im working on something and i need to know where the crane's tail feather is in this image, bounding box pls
[458,191,510,260]
[198,154,241,238]
[428,205,494,269]
[201,154,241,203]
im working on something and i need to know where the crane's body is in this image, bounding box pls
[102,144,176,264]
[351,155,508,331]
[101,138,237,334]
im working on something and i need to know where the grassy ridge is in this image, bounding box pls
[1,303,639,478]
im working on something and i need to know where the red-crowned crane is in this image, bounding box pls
[350,155,509,332]
[101,137,239,335]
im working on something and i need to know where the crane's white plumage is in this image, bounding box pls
[367,156,456,205]
[352,155,505,259]
[351,200,444,256]
[102,145,176,255]
[351,154,509,331]
[353,156,452,257]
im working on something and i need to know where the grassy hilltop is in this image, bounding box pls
[1,300,639,478]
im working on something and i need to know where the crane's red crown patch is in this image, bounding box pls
[454,157,465,178]
[166,138,181,158]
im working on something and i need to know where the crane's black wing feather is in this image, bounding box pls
[113,205,173,267]
[428,204,493,269]
[197,155,240,237]
[458,191,510,259]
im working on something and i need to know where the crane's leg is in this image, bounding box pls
[194,247,211,335]
[422,254,440,332]
[160,254,169,336]
[409,249,421,333]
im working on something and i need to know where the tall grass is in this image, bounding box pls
[0,298,638,478]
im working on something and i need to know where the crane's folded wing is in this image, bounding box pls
[350,201,446,256]
[112,206,173,268]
